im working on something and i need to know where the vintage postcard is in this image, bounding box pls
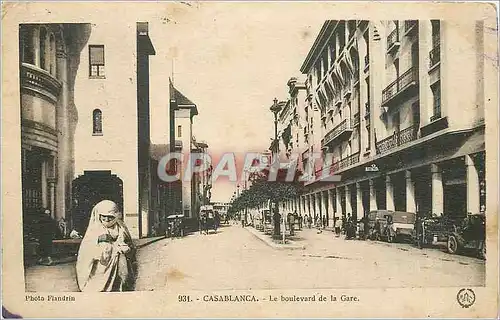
[1,1,498,318]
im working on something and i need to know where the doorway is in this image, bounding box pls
[72,171,124,234]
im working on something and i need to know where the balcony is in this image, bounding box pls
[375,125,419,155]
[404,20,418,35]
[421,115,448,137]
[302,150,309,161]
[364,54,370,72]
[339,152,360,170]
[429,45,440,69]
[323,118,353,146]
[381,67,418,107]
[387,28,400,53]
[335,96,342,107]
[352,112,360,127]
[20,63,62,104]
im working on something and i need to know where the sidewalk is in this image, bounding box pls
[24,235,166,292]
[245,226,306,250]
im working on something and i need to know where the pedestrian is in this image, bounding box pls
[76,200,136,292]
[299,214,303,230]
[57,217,68,239]
[308,215,312,229]
[289,212,295,236]
[315,216,322,234]
[322,216,327,229]
[334,217,341,237]
[36,208,57,266]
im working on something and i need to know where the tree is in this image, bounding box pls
[230,166,303,237]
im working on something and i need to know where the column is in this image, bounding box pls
[315,193,321,221]
[321,191,328,221]
[47,178,56,219]
[431,164,443,216]
[307,195,311,217]
[41,160,48,209]
[386,175,395,211]
[33,28,40,67]
[406,170,416,213]
[369,179,377,211]
[466,155,480,214]
[56,44,69,221]
[356,182,363,218]
[336,188,342,216]
[327,189,335,227]
[345,185,353,215]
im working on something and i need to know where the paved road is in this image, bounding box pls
[134,225,485,292]
[25,225,484,292]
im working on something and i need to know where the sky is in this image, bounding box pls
[146,2,325,202]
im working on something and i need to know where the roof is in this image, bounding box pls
[300,20,338,73]
[169,78,199,116]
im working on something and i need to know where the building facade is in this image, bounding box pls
[19,23,91,226]
[20,22,161,239]
[280,20,486,227]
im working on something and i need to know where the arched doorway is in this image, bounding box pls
[72,171,124,234]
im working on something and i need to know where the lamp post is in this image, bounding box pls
[269,98,282,239]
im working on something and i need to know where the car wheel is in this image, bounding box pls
[479,243,486,260]
[387,231,394,243]
[447,235,459,254]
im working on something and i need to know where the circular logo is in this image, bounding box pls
[457,288,476,308]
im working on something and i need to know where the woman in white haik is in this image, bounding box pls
[76,200,137,292]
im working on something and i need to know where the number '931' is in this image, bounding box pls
[178,295,192,302]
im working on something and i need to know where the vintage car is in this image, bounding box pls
[447,213,486,259]
[367,210,416,243]
[166,214,186,238]
[412,214,466,249]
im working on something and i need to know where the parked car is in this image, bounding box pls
[412,214,458,249]
[367,210,416,243]
[166,214,185,238]
[447,213,486,259]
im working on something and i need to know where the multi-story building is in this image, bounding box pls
[281,20,487,227]
[20,22,163,239]
[19,23,90,225]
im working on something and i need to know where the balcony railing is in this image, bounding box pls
[20,63,62,104]
[381,67,418,105]
[364,102,370,119]
[387,28,400,52]
[352,112,360,126]
[323,118,352,146]
[375,125,419,155]
[339,152,360,170]
[429,45,440,68]
[404,20,417,33]
[364,54,370,71]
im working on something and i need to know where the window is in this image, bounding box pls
[19,27,34,64]
[89,45,105,78]
[366,124,371,150]
[393,112,400,133]
[431,20,440,46]
[92,109,103,135]
[431,82,441,119]
[49,34,56,76]
[39,27,47,70]
[177,125,182,138]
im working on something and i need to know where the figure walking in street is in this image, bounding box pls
[76,200,137,292]
[307,214,312,229]
[315,216,323,234]
[36,208,57,266]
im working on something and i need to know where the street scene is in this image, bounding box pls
[16,5,490,294]
[26,223,484,292]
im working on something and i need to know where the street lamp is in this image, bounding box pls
[269,98,282,160]
[269,98,282,239]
